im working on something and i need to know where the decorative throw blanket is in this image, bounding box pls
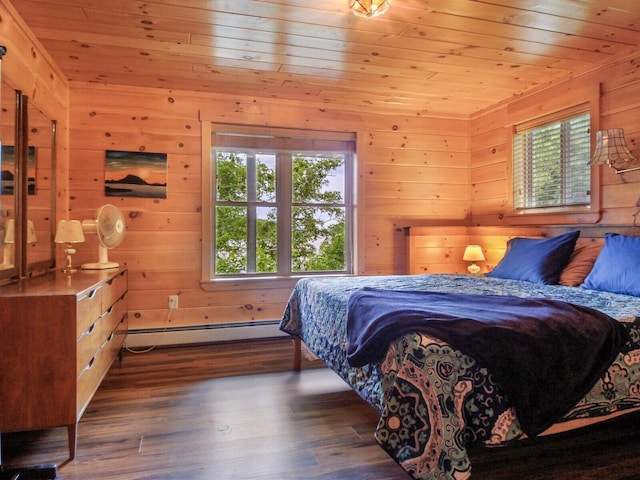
[346,288,629,436]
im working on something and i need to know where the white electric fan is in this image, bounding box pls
[81,204,126,269]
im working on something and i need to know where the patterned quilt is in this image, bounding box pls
[279,274,640,480]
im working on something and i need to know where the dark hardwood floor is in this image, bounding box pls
[2,337,640,480]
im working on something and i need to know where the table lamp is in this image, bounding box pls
[55,220,85,273]
[463,244,485,275]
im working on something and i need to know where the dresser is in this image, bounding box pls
[0,268,128,459]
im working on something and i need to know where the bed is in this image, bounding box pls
[279,231,640,480]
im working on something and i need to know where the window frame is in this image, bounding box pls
[505,95,601,225]
[512,106,591,212]
[201,123,356,287]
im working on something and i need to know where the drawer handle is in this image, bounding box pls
[86,321,97,336]
[101,332,115,349]
[86,285,103,299]
[107,271,125,285]
[78,318,100,341]
[79,356,96,378]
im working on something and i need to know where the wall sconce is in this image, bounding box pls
[590,128,640,174]
[349,0,391,17]
[463,244,485,275]
[55,220,85,273]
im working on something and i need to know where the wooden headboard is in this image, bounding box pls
[405,225,637,275]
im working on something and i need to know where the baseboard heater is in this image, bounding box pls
[124,320,288,348]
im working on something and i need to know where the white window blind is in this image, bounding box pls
[512,106,591,210]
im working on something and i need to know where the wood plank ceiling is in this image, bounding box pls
[9,0,640,118]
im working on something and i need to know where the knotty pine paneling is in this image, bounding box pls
[405,226,468,275]
[470,49,640,228]
[69,83,470,332]
[5,0,639,343]
[406,225,547,275]
[12,0,640,119]
[0,0,69,230]
[359,122,470,276]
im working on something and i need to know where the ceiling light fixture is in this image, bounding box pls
[349,0,391,18]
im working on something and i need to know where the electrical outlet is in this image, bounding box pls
[169,295,179,310]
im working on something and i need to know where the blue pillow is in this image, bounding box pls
[486,231,580,284]
[581,233,640,296]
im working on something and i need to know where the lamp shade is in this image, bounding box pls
[55,220,85,244]
[463,245,485,262]
[3,219,14,244]
[27,219,37,244]
[349,0,391,17]
[590,128,637,169]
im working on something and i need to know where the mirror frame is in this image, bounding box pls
[16,90,28,276]
[0,47,57,285]
[23,95,57,277]
[0,86,21,284]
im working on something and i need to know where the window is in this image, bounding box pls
[210,125,355,279]
[512,105,591,211]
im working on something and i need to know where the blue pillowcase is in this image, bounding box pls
[582,233,640,297]
[486,231,580,284]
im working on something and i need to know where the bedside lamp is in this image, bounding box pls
[55,220,85,273]
[463,244,485,275]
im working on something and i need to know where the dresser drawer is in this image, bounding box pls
[102,270,127,311]
[77,286,103,335]
[76,296,127,376]
[76,325,121,417]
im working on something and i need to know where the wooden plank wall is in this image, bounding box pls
[409,48,640,280]
[0,0,69,239]
[357,116,470,275]
[406,223,638,277]
[68,84,469,332]
[406,225,546,275]
[8,0,639,337]
[470,48,640,227]
[405,226,468,274]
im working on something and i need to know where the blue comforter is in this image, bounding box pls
[346,288,629,436]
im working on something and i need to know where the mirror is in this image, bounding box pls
[0,78,19,282]
[25,97,56,275]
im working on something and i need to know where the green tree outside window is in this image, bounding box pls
[215,150,350,276]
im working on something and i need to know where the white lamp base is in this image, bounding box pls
[62,245,78,274]
[467,263,481,275]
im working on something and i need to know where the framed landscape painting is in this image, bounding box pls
[105,150,168,198]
